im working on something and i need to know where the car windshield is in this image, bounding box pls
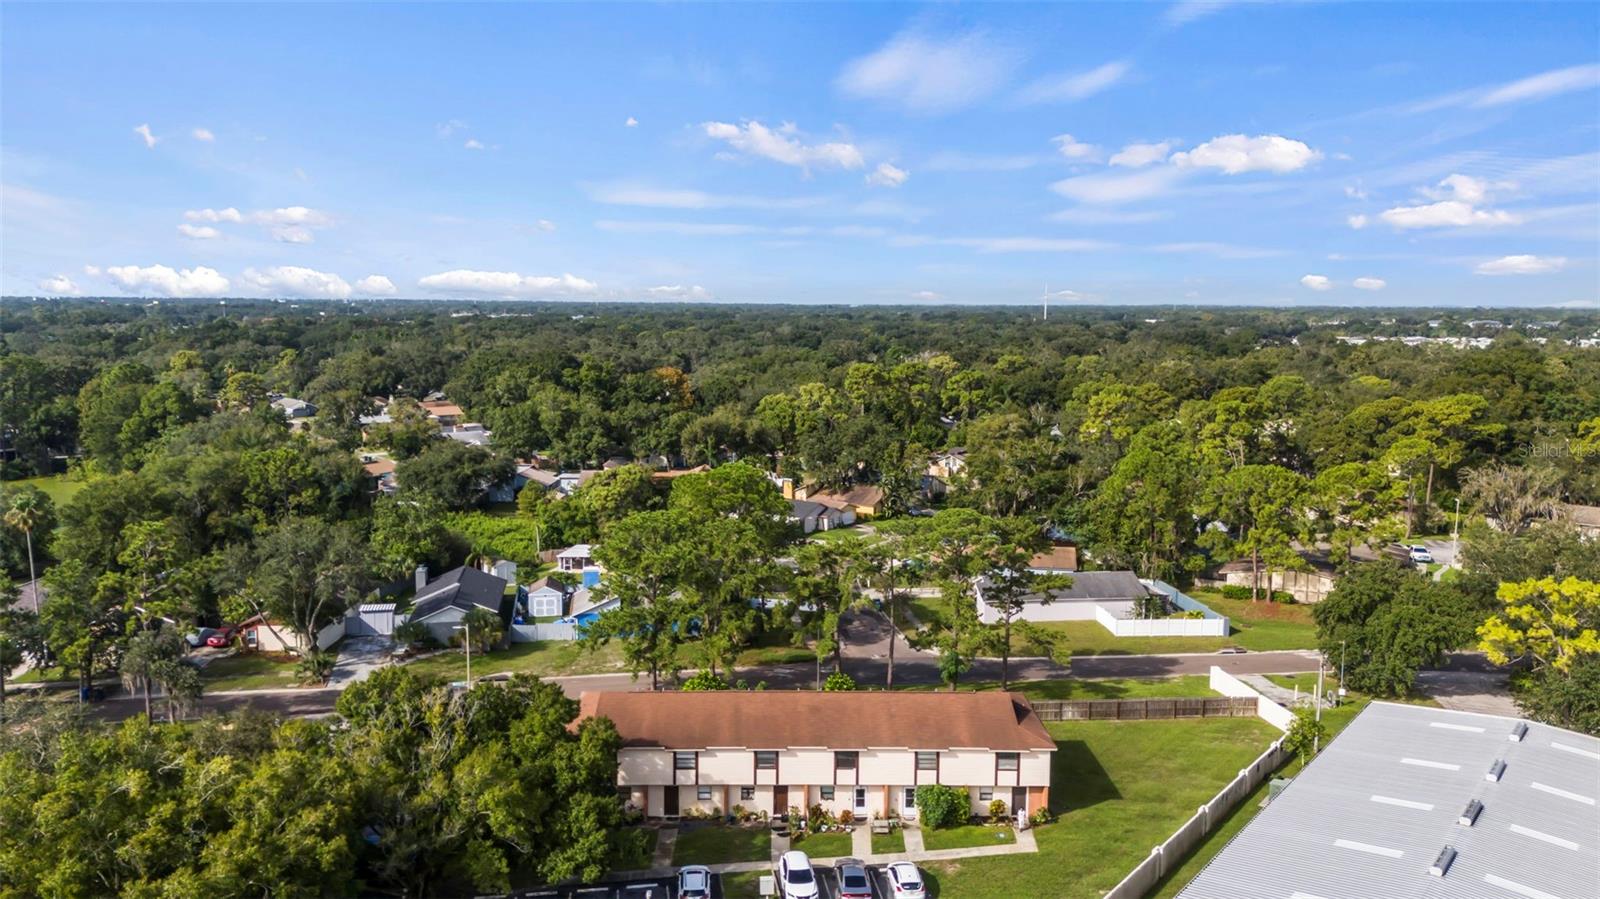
[787,868,814,884]
[843,873,869,887]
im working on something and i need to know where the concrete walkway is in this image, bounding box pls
[902,826,925,854]
[1241,673,1329,708]
[650,826,676,868]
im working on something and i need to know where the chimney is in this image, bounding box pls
[415,564,428,592]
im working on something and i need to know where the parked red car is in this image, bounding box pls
[205,625,236,647]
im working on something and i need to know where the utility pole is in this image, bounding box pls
[1452,496,1462,572]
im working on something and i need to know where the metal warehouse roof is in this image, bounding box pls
[1179,701,1600,899]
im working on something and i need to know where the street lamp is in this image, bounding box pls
[453,623,472,688]
[1452,497,1462,571]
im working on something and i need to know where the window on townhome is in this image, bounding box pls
[834,751,858,770]
[674,752,696,770]
[741,787,755,801]
[698,787,712,801]
[915,751,938,771]
[997,752,1020,772]
[820,786,835,800]
[979,787,993,801]
[904,788,917,808]
[755,751,778,770]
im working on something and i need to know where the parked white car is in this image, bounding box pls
[777,850,820,899]
[677,865,712,899]
[1409,545,1434,564]
[887,861,927,899]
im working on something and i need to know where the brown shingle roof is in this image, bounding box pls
[1560,503,1600,529]
[1029,545,1078,571]
[577,691,1057,751]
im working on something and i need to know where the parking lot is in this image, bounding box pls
[505,863,916,898]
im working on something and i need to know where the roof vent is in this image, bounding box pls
[1430,846,1458,878]
[1458,799,1483,826]
[1509,722,1528,742]
[1486,759,1506,782]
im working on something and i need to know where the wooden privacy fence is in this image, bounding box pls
[1030,697,1256,722]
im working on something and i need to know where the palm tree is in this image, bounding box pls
[3,492,47,610]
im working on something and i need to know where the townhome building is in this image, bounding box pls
[578,691,1055,822]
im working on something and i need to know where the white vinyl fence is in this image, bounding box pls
[510,622,578,642]
[1102,736,1292,899]
[1209,666,1297,731]
[1094,580,1230,638]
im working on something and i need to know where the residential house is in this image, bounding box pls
[419,400,464,426]
[270,396,317,418]
[1027,544,1079,574]
[556,544,603,588]
[803,484,886,519]
[563,587,617,626]
[788,499,854,534]
[444,423,492,447]
[975,570,1153,623]
[361,456,398,496]
[407,564,511,644]
[1558,503,1600,541]
[554,469,600,496]
[650,464,711,483]
[927,448,966,480]
[579,691,1055,820]
[239,612,344,654]
[1201,543,1409,603]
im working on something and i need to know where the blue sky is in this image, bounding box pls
[3,1,1597,306]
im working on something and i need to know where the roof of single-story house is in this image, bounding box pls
[811,484,885,511]
[577,691,1056,752]
[788,499,829,519]
[1178,702,1600,899]
[1213,542,1409,577]
[1558,502,1600,530]
[362,458,396,477]
[650,464,711,481]
[419,401,464,419]
[443,424,492,446]
[557,544,594,561]
[566,587,608,618]
[1028,545,1079,572]
[995,569,1150,605]
[410,565,509,622]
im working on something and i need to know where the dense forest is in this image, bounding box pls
[0,299,1598,894]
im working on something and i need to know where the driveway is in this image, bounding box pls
[327,636,393,688]
[1414,669,1520,716]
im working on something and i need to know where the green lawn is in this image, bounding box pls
[671,824,772,866]
[2,474,87,508]
[870,828,906,854]
[400,639,630,681]
[720,871,767,899]
[921,823,1014,851]
[200,653,303,691]
[11,666,74,684]
[921,716,1278,899]
[791,830,853,858]
[901,676,1216,701]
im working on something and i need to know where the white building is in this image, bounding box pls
[579,691,1056,821]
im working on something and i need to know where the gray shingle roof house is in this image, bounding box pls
[410,565,510,624]
[1178,702,1600,899]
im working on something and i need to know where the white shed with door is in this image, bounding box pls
[346,603,397,637]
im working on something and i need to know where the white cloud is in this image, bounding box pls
[133,124,158,149]
[1052,134,1099,161]
[177,223,220,240]
[646,284,713,300]
[251,206,331,227]
[437,119,468,138]
[588,183,825,210]
[922,151,1044,172]
[1170,134,1321,174]
[191,127,215,142]
[1347,214,1370,229]
[242,266,353,299]
[912,290,944,301]
[106,264,230,297]
[1050,166,1184,204]
[82,265,101,277]
[1352,277,1386,291]
[1474,255,1567,275]
[1344,184,1368,200]
[1017,60,1131,104]
[1165,0,1239,26]
[184,207,243,223]
[1379,200,1519,230]
[534,219,557,232]
[836,29,1019,114]
[272,226,315,244]
[464,138,485,150]
[702,120,864,170]
[355,275,398,296]
[39,275,81,295]
[1420,173,1491,204]
[1475,63,1600,107]
[1300,274,1332,291]
[1048,208,1172,224]
[418,269,599,297]
[866,162,909,188]
[1155,242,1283,259]
[1109,140,1174,168]
[625,116,639,127]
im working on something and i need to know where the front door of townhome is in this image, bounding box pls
[901,786,917,819]
[773,785,788,816]
[662,786,679,817]
[854,787,867,816]
[1012,787,1028,816]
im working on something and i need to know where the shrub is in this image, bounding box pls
[295,650,336,684]
[1270,590,1297,604]
[681,671,730,691]
[823,671,857,691]
[914,784,968,830]
[988,798,1008,821]
[1283,706,1329,764]
[1221,584,1253,600]
[393,620,429,646]
[838,809,854,825]
[1029,807,1055,826]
